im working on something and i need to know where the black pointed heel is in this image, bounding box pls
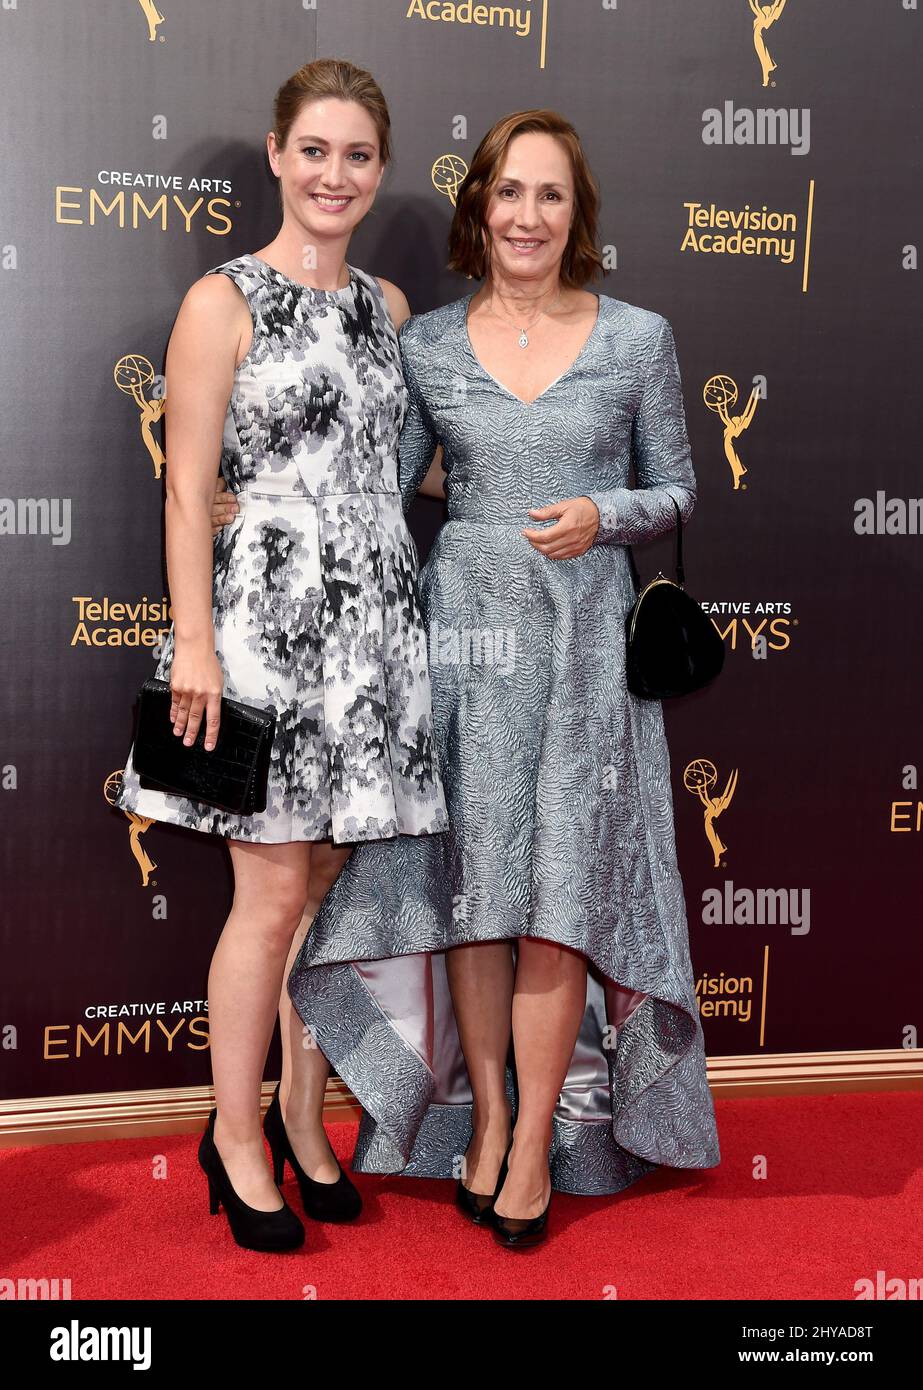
[491,1143,553,1249]
[197,1107,305,1252]
[491,1181,552,1249]
[455,1140,512,1226]
[263,1082,362,1222]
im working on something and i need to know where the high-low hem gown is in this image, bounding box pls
[287,292,721,1195]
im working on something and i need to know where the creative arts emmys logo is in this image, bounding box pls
[105,771,158,888]
[701,601,798,655]
[115,355,165,479]
[703,373,762,491]
[684,758,738,868]
[749,0,788,88]
[136,0,165,42]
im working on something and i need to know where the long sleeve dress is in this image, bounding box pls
[286,290,721,1195]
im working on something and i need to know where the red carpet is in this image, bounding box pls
[2,1091,920,1300]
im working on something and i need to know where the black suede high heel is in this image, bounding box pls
[263,1082,362,1222]
[455,1139,513,1226]
[197,1107,305,1252]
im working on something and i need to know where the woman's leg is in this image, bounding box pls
[209,839,313,1211]
[276,842,353,1182]
[446,940,515,1193]
[494,939,587,1219]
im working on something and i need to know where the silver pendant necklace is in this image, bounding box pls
[486,290,563,348]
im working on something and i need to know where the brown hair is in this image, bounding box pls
[272,57,392,164]
[447,109,603,288]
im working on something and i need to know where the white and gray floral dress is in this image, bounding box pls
[115,254,448,844]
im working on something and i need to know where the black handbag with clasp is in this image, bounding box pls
[624,497,725,699]
[133,677,275,815]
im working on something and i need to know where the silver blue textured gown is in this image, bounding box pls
[288,291,721,1195]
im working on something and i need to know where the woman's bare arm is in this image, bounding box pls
[163,275,247,748]
[377,276,411,333]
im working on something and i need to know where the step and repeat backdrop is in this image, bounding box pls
[1,0,920,1104]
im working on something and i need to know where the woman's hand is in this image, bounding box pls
[211,476,240,535]
[169,644,224,751]
[521,497,601,559]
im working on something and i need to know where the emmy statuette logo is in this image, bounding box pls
[684,758,739,868]
[749,0,788,87]
[136,0,165,42]
[114,355,165,480]
[704,374,761,491]
[105,770,158,887]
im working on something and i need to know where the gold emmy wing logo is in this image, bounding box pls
[432,155,469,208]
[105,770,157,887]
[749,0,788,87]
[137,0,165,42]
[703,374,760,491]
[115,355,165,479]
[684,758,738,868]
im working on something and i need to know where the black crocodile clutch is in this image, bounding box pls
[133,677,275,815]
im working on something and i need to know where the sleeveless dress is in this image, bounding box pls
[114,254,448,845]
[286,295,721,1196]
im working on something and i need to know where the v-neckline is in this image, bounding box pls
[462,291,603,408]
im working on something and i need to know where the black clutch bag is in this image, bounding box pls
[624,497,725,699]
[133,677,276,815]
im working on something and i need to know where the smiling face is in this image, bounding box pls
[267,97,384,240]
[483,131,575,283]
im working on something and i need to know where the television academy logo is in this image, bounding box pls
[695,970,754,1025]
[405,0,552,69]
[70,595,172,648]
[681,186,816,292]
